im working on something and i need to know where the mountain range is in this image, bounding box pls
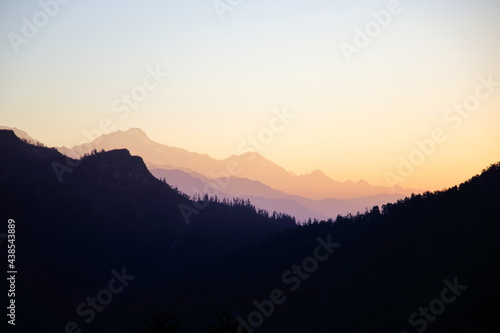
[65,128,418,198]
[46,127,418,221]
[150,167,404,221]
[1,128,499,333]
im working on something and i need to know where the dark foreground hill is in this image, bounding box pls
[1,129,499,332]
[0,130,295,332]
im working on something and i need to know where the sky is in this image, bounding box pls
[1,0,499,191]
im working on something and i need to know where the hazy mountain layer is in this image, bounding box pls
[64,128,419,199]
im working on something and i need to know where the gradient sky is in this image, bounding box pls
[1,0,499,191]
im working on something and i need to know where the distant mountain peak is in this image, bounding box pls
[237,151,265,160]
[114,127,150,140]
[124,127,147,135]
[68,128,154,152]
[310,169,326,176]
[301,169,330,180]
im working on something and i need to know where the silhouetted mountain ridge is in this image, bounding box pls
[1,129,499,333]
[0,125,41,144]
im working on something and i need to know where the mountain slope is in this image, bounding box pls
[0,125,41,143]
[163,162,500,332]
[1,129,499,332]
[0,129,296,333]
